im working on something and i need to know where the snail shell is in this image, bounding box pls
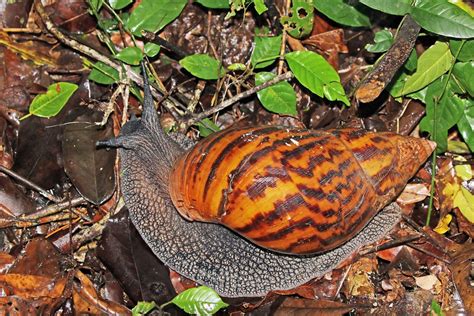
[169,126,435,255]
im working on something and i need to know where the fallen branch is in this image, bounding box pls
[355,15,420,103]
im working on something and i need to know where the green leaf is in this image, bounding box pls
[88,0,103,12]
[126,0,187,35]
[89,61,120,84]
[108,0,132,10]
[431,299,445,316]
[196,118,220,137]
[115,46,143,65]
[313,0,371,27]
[454,186,474,223]
[195,0,229,9]
[254,0,268,14]
[453,61,474,96]
[450,39,474,62]
[227,63,246,71]
[255,72,297,115]
[359,0,411,15]
[179,54,224,80]
[98,16,119,32]
[281,0,314,38]
[396,42,454,97]
[448,140,471,154]
[251,34,282,68]
[285,51,349,105]
[419,78,465,153]
[411,0,474,39]
[25,82,78,119]
[388,70,408,98]
[365,29,393,53]
[457,100,474,152]
[226,0,246,19]
[171,286,228,315]
[132,301,156,316]
[404,48,418,72]
[144,43,161,57]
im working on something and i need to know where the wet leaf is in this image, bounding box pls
[116,47,143,65]
[0,274,66,299]
[14,114,68,189]
[251,34,281,69]
[89,0,103,12]
[144,43,160,58]
[108,0,132,10]
[449,39,474,62]
[24,82,78,119]
[256,72,297,115]
[171,286,228,315]
[195,0,229,9]
[365,29,393,53]
[360,0,411,15]
[9,238,63,278]
[314,0,370,27]
[452,61,474,96]
[132,301,156,316]
[89,61,120,85]
[431,299,445,316]
[196,118,220,137]
[419,78,464,153]
[254,0,267,14]
[97,208,178,305]
[0,174,36,217]
[179,54,224,80]
[73,270,131,315]
[126,0,187,35]
[285,51,349,105]
[62,110,116,205]
[227,63,246,71]
[457,100,474,152]
[395,42,454,97]
[411,0,474,39]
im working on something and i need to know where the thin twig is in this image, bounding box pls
[182,71,294,128]
[24,197,86,221]
[34,0,184,118]
[359,234,422,256]
[35,1,119,70]
[0,166,62,203]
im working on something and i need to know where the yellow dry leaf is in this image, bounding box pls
[454,156,473,181]
[453,187,474,223]
[434,214,453,234]
[442,182,460,199]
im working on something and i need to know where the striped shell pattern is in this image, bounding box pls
[169,126,435,255]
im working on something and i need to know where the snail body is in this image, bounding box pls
[169,126,434,255]
[98,67,435,297]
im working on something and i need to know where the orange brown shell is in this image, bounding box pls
[169,126,435,255]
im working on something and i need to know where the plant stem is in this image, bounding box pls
[425,40,465,226]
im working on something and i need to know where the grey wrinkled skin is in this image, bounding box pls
[110,70,401,298]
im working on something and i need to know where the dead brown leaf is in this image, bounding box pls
[73,270,131,315]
